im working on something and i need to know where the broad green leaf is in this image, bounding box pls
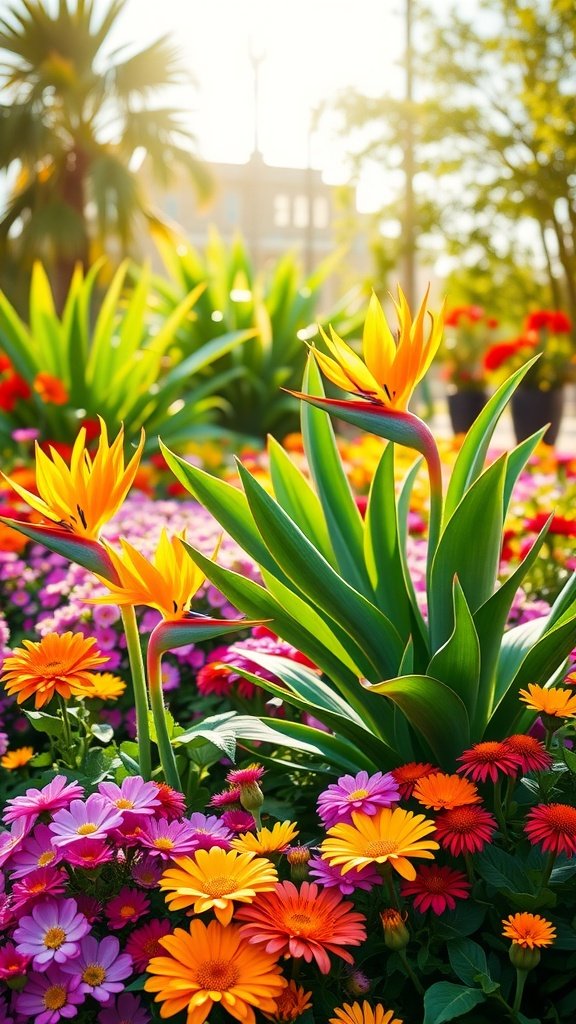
[0,290,38,376]
[85,261,129,384]
[25,710,63,737]
[300,355,373,598]
[237,461,404,679]
[268,435,335,565]
[447,939,489,988]
[363,674,470,766]
[443,357,540,520]
[429,456,506,650]
[503,427,548,515]
[475,845,534,894]
[427,578,480,730]
[423,982,485,1024]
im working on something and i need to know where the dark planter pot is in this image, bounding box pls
[511,386,564,446]
[447,389,489,435]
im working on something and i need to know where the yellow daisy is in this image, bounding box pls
[320,807,438,881]
[230,820,299,855]
[159,847,278,925]
[519,683,576,719]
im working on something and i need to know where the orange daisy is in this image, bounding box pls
[145,919,286,1024]
[1,746,34,770]
[502,913,556,949]
[159,848,279,925]
[32,372,68,405]
[262,980,313,1022]
[230,821,299,855]
[330,1001,403,1024]
[391,761,436,800]
[1,632,109,708]
[412,772,481,811]
[519,684,576,719]
[320,807,438,882]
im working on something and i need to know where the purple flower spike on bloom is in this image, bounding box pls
[97,991,151,1024]
[97,776,160,817]
[316,770,401,828]
[16,965,85,1024]
[49,794,123,847]
[62,935,133,1003]
[3,776,84,827]
[13,897,90,969]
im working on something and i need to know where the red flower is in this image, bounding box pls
[457,741,519,783]
[32,373,68,405]
[401,864,471,915]
[434,805,497,856]
[391,762,436,800]
[125,919,172,972]
[503,734,552,773]
[196,661,234,696]
[483,338,526,372]
[152,782,186,820]
[525,803,576,857]
[525,512,576,537]
[0,374,30,412]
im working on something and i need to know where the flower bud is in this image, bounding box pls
[509,943,541,972]
[345,968,371,996]
[380,908,409,950]
[286,846,311,883]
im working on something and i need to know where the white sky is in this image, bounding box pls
[111,0,408,208]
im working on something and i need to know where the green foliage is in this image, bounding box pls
[161,356,576,773]
[0,261,253,450]
[148,223,364,438]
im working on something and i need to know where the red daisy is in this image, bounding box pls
[236,880,366,974]
[391,762,437,800]
[525,804,576,857]
[434,805,497,856]
[125,919,172,972]
[401,865,471,915]
[503,735,552,773]
[152,783,186,820]
[226,764,265,786]
[457,741,518,783]
[210,788,242,808]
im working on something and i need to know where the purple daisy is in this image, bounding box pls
[13,897,90,969]
[0,818,29,869]
[49,795,123,847]
[16,965,85,1024]
[3,777,84,827]
[8,823,61,878]
[98,992,150,1024]
[97,777,159,818]
[186,812,232,850]
[308,855,383,895]
[131,854,163,889]
[316,770,400,828]
[62,935,132,1003]
[137,818,198,860]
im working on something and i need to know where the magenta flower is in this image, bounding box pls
[0,818,29,869]
[65,838,114,869]
[131,854,163,889]
[49,795,123,847]
[221,809,257,833]
[98,992,151,1024]
[316,770,400,828]
[226,764,265,786]
[125,919,172,971]
[0,941,30,980]
[151,782,186,820]
[308,855,383,895]
[16,965,85,1024]
[137,818,198,860]
[401,864,471,915]
[105,887,150,930]
[74,894,102,923]
[110,815,149,848]
[3,777,84,827]
[97,777,159,817]
[11,867,66,912]
[14,897,89,969]
[9,823,61,878]
[186,812,232,850]
[62,935,133,1002]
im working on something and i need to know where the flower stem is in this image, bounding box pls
[512,968,528,1014]
[399,951,424,996]
[147,643,181,791]
[120,606,152,780]
[537,850,557,896]
[57,695,74,766]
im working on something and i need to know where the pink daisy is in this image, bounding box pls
[13,897,89,969]
[0,818,29,869]
[110,815,149,847]
[16,966,85,1024]
[151,783,186,820]
[226,764,265,786]
[98,777,160,817]
[0,942,30,980]
[65,838,114,869]
[186,812,232,850]
[317,770,400,828]
[8,823,61,878]
[49,795,123,847]
[62,935,133,1002]
[131,853,164,889]
[3,777,84,827]
[209,787,242,808]
[308,855,383,896]
[221,809,257,833]
[11,867,66,912]
[401,865,471,915]
[97,992,150,1024]
[124,919,172,972]
[106,887,150,930]
[138,818,198,860]
[457,741,519,784]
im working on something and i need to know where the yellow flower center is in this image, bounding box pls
[38,851,56,867]
[120,904,136,918]
[347,788,369,801]
[44,984,67,1011]
[82,964,106,986]
[202,876,237,898]
[153,837,174,850]
[44,926,66,949]
[195,958,240,992]
[365,839,398,857]
[114,798,134,809]
[77,823,98,836]
[30,880,48,893]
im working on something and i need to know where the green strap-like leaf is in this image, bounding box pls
[427,578,481,733]
[362,674,470,767]
[268,435,336,565]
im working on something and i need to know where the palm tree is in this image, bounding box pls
[0,0,212,306]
